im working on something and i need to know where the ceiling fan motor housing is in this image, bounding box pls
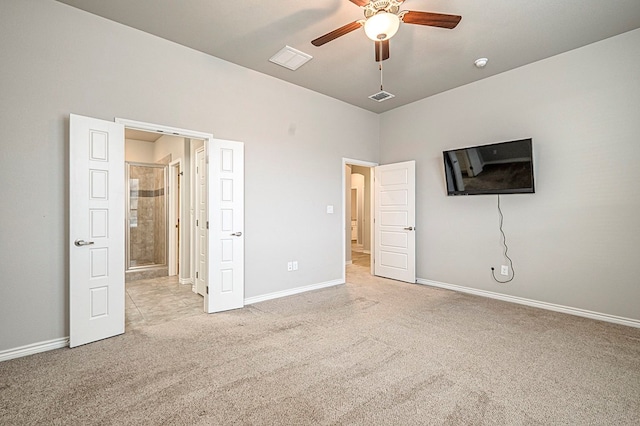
[364,0,403,18]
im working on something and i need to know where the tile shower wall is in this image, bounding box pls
[129,164,166,267]
[153,166,166,265]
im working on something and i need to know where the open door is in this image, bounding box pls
[69,114,125,347]
[374,161,416,283]
[206,139,245,313]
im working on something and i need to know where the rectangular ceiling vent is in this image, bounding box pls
[269,46,312,71]
[368,90,395,102]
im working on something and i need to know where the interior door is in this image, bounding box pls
[69,114,125,347]
[374,161,416,283]
[195,147,207,296]
[206,139,244,313]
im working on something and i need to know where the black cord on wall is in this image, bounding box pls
[491,194,515,283]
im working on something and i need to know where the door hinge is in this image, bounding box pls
[206,221,209,229]
[196,219,198,226]
[196,271,199,279]
[206,286,209,294]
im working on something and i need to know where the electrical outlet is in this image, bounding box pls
[292,261,298,271]
[287,262,293,272]
[501,265,509,276]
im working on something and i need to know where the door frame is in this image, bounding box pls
[342,158,377,280]
[168,159,181,277]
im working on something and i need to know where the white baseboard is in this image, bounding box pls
[345,260,353,265]
[363,250,371,254]
[417,278,640,329]
[0,337,69,362]
[245,279,344,306]
[179,278,192,285]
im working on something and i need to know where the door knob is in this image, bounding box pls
[74,239,95,247]
[230,232,242,237]
[404,227,414,231]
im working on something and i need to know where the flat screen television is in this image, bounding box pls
[443,138,535,195]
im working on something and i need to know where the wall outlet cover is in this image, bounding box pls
[501,265,509,276]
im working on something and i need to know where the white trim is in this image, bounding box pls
[345,260,353,265]
[0,337,69,362]
[168,159,181,277]
[417,278,640,328]
[343,158,379,168]
[179,278,193,285]
[116,118,212,140]
[244,279,344,306]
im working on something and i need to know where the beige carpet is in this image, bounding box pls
[1,265,639,425]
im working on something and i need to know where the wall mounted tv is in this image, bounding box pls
[443,138,535,196]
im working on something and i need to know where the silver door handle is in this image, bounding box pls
[230,232,242,237]
[404,227,414,231]
[74,239,95,247]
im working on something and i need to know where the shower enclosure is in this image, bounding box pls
[126,162,168,280]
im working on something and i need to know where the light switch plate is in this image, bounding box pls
[327,205,334,214]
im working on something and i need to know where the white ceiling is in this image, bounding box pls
[56,0,640,113]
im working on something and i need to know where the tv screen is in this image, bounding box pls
[443,138,535,195]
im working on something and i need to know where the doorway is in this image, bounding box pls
[344,159,376,277]
[123,128,202,328]
[343,158,417,284]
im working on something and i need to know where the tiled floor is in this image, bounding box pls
[125,275,204,330]
[351,246,371,268]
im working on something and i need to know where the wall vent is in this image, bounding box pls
[368,90,395,102]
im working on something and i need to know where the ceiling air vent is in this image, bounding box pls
[368,90,395,102]
[269,46,312,71]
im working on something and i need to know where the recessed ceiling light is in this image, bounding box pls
[269,46,312,71]
[474,58,488,68]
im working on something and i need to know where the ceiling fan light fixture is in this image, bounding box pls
[364,12,400,41]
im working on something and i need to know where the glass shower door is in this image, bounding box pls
[126,162,168,271]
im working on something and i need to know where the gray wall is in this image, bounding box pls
[380,29,640,321]
[0,0,379,352]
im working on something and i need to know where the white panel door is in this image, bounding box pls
[195,147,207,297]
[70,114,125,347]
[374,161,416,283]
[206,139,244,313]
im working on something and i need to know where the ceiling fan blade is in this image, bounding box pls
[375,40,390,62]
[311,21,363,46]
[349,0,370,6]
[401,11,462,29]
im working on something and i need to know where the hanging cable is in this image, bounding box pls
[491,194,515,283]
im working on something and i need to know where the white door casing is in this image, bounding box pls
[168,160,181,277]
[195,147,207,297]
[69,114,125,348]
[206,139,244,313]
[374,161,416,283]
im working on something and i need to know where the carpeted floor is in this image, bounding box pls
[1,264,639,425]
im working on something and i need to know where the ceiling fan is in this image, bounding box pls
[311,0,462,62]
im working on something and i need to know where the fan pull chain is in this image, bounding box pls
[379,62,384,91]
